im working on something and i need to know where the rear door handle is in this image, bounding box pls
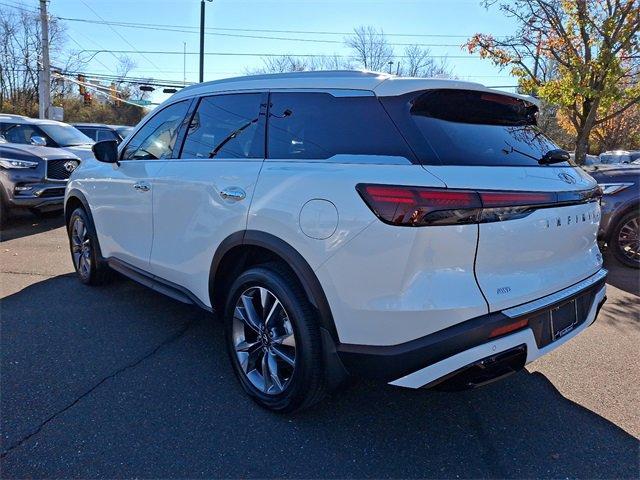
[133,181,150,192]
[220,187,246,202]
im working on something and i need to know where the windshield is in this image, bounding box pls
[39,124,93,146]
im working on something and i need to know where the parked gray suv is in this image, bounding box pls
[585,164,639,268]
[0,143,81,226]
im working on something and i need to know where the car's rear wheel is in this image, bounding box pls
[224,264,326,413]
[611,210,640,269]
[67,207,111,284]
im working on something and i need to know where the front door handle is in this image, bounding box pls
[133,182,150,192]
[220,187,246,202]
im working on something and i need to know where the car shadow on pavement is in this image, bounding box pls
[0,211,65,242]
[602,250,639,297]
[1,274,638,479]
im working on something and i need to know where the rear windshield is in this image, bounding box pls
[381,89,567,167]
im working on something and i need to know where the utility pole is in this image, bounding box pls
[38,0,51,119]
[183,42,187,85]
[199,0,212,83]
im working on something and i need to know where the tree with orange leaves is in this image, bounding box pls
[467,0,639,163]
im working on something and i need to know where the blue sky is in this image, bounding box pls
[16,0,520,104]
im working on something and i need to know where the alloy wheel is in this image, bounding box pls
[617,215,640,263]
[232,286,296,395]
[71,217,92,278]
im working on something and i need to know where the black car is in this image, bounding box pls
[0,143,81,226]
[72,123,133,144]
[585,164,639,268]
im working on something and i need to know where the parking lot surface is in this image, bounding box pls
[1,213,639,479]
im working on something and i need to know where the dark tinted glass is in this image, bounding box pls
[122,100,190,160]
[76,127,97,140]
[382,89,566,167]
[267,93,413,160]
[181,93,264,159]
[96,129,119,142]
[0,123,50,145]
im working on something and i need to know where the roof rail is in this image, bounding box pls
[180,70,390,93]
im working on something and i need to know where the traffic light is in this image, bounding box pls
[83,92,92,105]
[78,75,86,95]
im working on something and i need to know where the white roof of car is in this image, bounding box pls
[172,70,536,104]
[0,114,72,126]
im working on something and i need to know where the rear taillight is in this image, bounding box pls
[356,184,597,227]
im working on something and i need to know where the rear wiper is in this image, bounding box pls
[502,143,570,165]
[539,149,570,165]
[208,117,258,159]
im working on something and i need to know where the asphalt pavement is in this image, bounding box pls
[1,212,638,479]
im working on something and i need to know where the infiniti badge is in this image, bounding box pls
[558,172,576,184]
[64,160,79,173]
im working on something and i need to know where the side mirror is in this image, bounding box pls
[92,140,119,163]
[30,135,47,147]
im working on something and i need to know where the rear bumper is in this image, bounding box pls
[336,268,607,387]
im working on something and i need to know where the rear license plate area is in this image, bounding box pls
[550,300,578,340]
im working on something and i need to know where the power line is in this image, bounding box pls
[56,16,502,39]
[57,17,467,47]
[0,1,38,13]
[76,0,165,74]
[76,49,484,59]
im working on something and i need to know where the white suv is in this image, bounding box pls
[65,71,607,412]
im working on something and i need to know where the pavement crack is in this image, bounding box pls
[0,319,196,458]
[1,270,57,278]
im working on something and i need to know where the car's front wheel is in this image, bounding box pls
[224,264,326,413]
[67,207,111,284]
[611,210,640,269]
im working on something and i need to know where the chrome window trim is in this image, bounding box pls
[502,268,608,318]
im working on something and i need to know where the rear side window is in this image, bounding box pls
[382,89,564,167]
[267,93,413,161]
[181,93,265,159]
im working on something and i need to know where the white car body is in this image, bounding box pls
[65,71,606,396]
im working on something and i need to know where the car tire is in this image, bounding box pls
[67,207,112,285]
[610,210,640,269]
[223,263,326,413]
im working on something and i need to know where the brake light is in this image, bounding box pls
[357,184,481,226]
[479,191,554,207]
[356,184,597,227]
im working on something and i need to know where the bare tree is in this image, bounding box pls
[400,45,453,77]
[345,26,394,71]
[247,53,352,75]
[0,7,66,115]
[251,25,455,79]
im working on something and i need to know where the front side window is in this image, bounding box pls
[180,93,264,160]
[267,92,413,160]
[0,123,51,146]
[122,100,191,160]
